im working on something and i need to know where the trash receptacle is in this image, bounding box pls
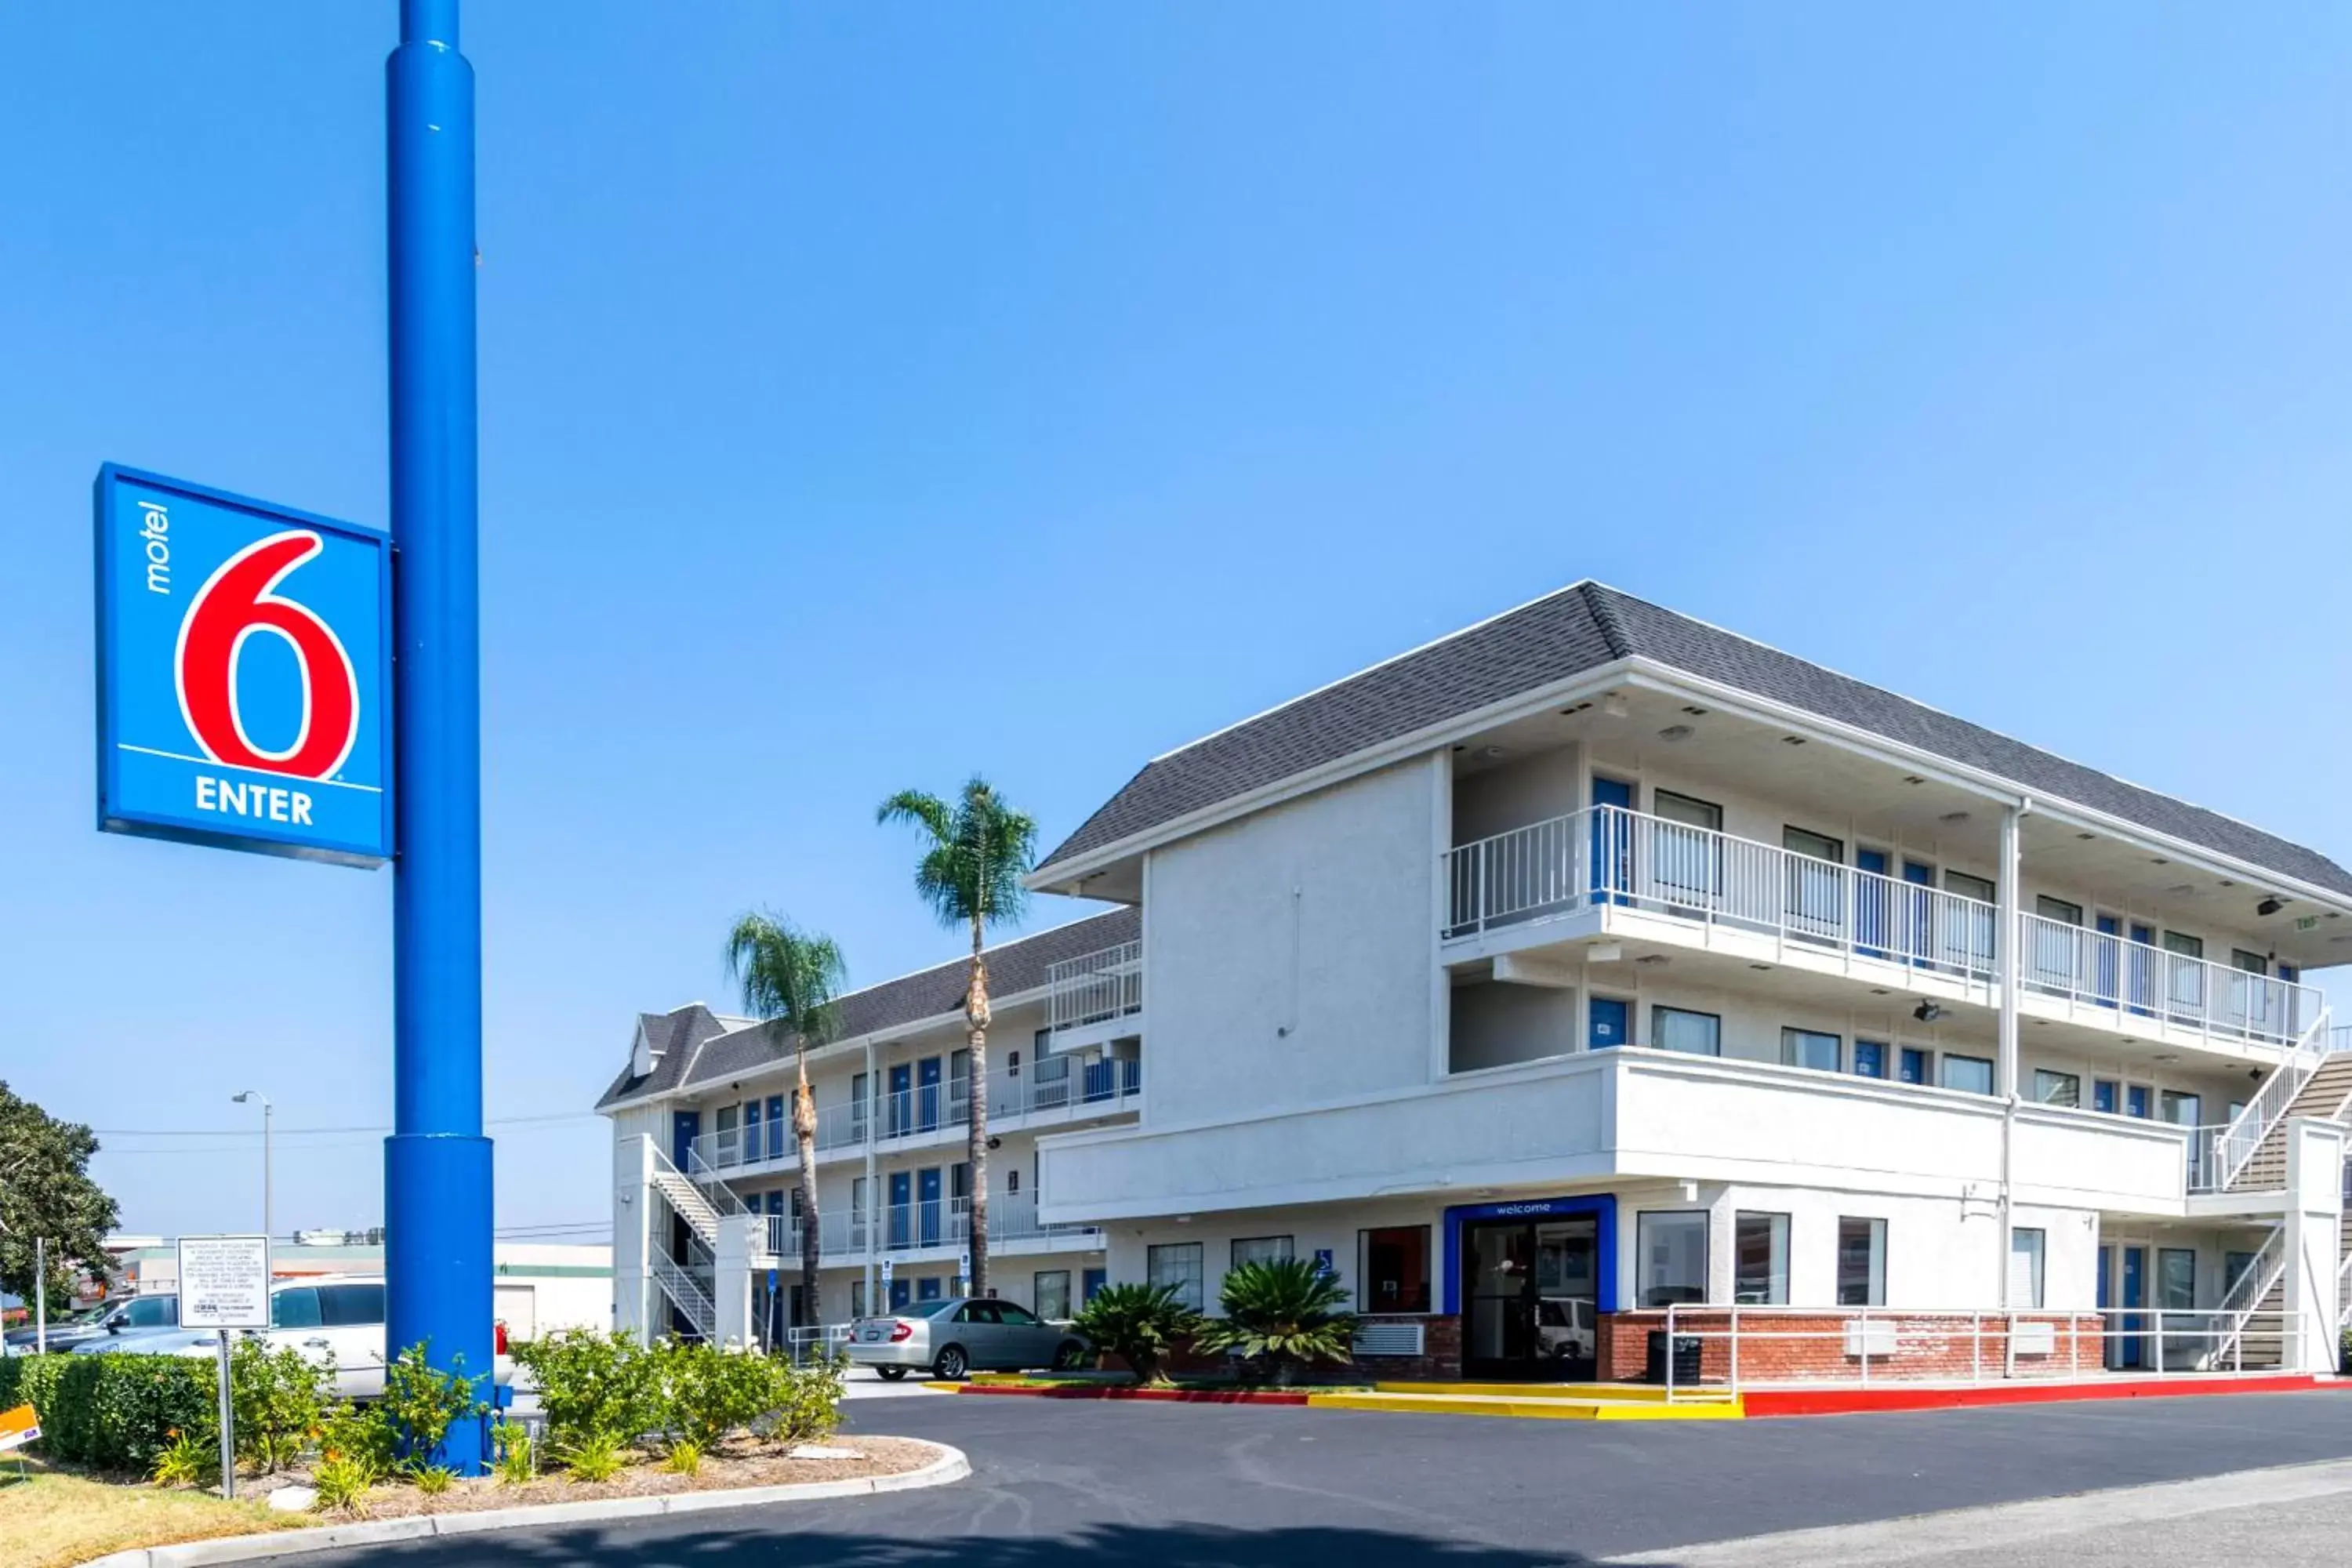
[1645,1330,1702,1386]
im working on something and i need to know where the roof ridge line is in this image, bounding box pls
[1595,586,2328,858]
[1145,580,1602,764]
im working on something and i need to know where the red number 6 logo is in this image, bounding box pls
[173,530,361,781]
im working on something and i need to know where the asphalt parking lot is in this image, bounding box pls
[299,1388,2352,1566]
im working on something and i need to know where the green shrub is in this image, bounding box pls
[311,1450,381,1513]
[150,1429,209,1488]
[1069,1283,1203,1387]
[490,1421,535,1485]
[762,1352,845,1446]
[0,1352,216,1472]
[1194,1258,1358,1386]
[654,1340,775,1450]
[230,1338,330,1473]
[510,1330,662,1452]
[377,1343,487,1468]
[319,1399,397,1473]
[560,1429,626,1483]
[407,1461,457,1494]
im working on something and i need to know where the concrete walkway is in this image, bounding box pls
[1606,1457,2352,1566]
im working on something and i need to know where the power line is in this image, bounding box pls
[91,1112,604,1138]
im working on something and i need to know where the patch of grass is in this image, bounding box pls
[0,1460,298,1568]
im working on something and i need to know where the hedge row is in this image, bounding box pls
[0,1352,216,1472]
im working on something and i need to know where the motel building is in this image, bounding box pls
[598,913,1143,1345]
[607,582,2352,1392]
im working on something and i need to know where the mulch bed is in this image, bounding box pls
[261,1436,941,1520]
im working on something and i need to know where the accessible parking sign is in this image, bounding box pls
[94,465,394,865]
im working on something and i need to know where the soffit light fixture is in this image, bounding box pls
[2256,897,2284,917]
[1657,724,1693,742]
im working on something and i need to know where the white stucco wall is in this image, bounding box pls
[1142,758,1439,1126]
[1040,1048,2191,1223]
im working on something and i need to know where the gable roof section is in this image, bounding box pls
[597,906,1142,1109]
[593,1004,731,1110]
[1036,582,2352,898]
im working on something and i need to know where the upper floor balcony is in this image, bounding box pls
[758,1192,1102,1265]
[692,1055,1145,1175]
[1441,804,2321,1058]
[1045,940,1144,1051]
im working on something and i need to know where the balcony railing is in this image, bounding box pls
[692,1060,1144,1171]
[1443,804,1997,982]
[1047,941,1144,1035]
[2018,913,2320,1048]
[768,1194,1099,1259]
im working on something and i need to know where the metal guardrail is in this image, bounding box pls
[690,1062,1144,1174]
[1646,1303,2311,1401]
[1444,805,1997,981]
[1047,941,1144,1036]
[2020,914,2321,1049]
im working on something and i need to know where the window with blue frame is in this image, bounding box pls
[1853,1040,1888,1080]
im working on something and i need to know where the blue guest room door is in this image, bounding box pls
[1588,996,1628,1051]
[1590,777,1633,902]
[670,1111,699,1168]
[918,1167,942,1246]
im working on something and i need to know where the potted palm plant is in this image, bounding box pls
[1196,1258,1359,1388]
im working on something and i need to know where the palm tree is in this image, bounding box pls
[876,778,1037,1298]
[723,912,846,1337]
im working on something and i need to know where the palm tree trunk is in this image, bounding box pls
[965,915,991,1298]
[793,1037,821,1336]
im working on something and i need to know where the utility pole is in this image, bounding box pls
[384,0,493,1475]
[32,1236,45,1356]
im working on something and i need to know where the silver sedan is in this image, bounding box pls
[848,1297,1089,1381]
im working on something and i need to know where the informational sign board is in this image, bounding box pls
[0,1404,39,1454]
[176,1235,273,1330]
[94,465,394,866]
[880,1258,895,1287]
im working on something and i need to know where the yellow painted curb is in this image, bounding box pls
[1374,1381,1717,1403]
[1308,1391,1744,1421]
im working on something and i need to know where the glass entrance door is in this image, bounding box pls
[1461,1216,1598,1380]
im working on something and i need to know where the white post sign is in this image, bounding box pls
[176,1236,270,1498]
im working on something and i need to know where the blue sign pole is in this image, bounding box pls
[385,0,491,1474]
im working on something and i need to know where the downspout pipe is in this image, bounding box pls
[1998,799,2030,1370]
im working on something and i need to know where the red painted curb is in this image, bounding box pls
[1743,1374,2342,1418]
[954,1383,1313,1405]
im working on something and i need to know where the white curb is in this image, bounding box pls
[78,1443,971,1567]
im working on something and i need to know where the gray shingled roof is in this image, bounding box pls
[593,1004,731,1109]
[1036,582,2352,898]
[597,907,1141,1109]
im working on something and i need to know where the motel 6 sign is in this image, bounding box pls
[94,465,394,866]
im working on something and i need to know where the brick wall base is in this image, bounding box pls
[1601,1311,2109,1385]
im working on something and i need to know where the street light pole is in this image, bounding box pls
[232,1091,273,1242]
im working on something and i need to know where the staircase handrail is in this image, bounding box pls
[2217,1009,2335,1189]
[2209,1224,2287,1367]
[681,1142,757,1221]
[651,1244,717,1341]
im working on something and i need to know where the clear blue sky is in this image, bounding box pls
[7,3,2350,1245]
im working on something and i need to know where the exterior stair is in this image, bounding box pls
[651,1244,716,1341]
[650,1162,722,1247]
[2228,1054,2352,1191]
